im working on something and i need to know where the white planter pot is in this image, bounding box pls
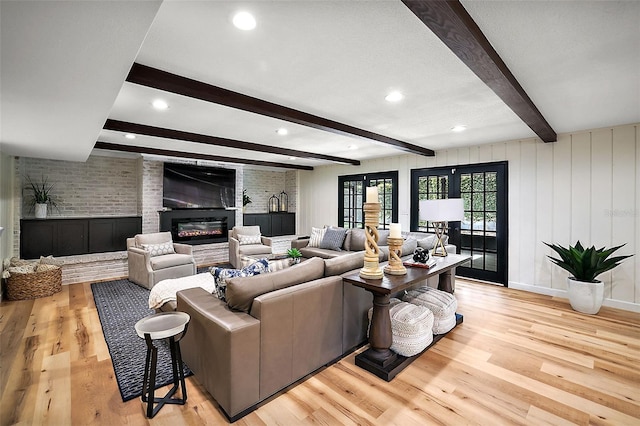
[567,277,604,314]
[35,203,48,219]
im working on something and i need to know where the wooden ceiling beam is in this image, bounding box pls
[103,119,359,165]
[94,142,314,171]
[402,0,557,142]
[126,63,436,156]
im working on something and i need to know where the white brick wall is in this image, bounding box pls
[141,159,163,233]
[243,169,289,213]
[19,156,138,218]
[10,155,297,284]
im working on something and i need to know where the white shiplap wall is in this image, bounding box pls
[299,123,639,311]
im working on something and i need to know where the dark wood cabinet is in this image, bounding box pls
[243,213,295,237]
[20,216,142,259]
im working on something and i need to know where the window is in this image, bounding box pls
[338,171,398,229]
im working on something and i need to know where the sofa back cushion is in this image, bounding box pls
[417,234,448,249]
[377,229,390,246]
[231,226,261,240]
[348,228,390,250]
[348,228,367,251]
[323,251,365,276]
[226,257,325,313]
[135,231,172,247]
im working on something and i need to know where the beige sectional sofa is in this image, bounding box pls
[177,255,371,421]
[175,229,458,421]
[292,227,456,261]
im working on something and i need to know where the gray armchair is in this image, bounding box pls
[228,225,272,268]
[127,231,196,289]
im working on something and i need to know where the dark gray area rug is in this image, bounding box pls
[91,279,192,402]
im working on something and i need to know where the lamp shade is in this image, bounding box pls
[419,199,464,221]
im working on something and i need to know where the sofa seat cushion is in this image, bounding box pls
[299,246,345,259]
[150,253,195,271]
[238,244,272,256]
[226,257,325,313]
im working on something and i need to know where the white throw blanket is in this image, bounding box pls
[148,273,216,309]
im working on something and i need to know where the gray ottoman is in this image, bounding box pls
[403,287,458,334]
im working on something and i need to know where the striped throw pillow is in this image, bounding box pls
[308,227,326,247]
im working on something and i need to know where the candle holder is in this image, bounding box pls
[359,202,384,280]
[384,237,407,275]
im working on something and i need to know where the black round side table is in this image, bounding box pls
[134,311,190,418]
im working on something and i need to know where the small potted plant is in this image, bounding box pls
[242,189,252,213]
[25,175,59,219]
[287,248,302,264]
[544,241,633,314]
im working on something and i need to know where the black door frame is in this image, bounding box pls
[411,161,508,286]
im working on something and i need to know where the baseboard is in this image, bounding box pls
[508,281,640,313]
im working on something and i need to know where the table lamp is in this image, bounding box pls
[419,199,464,256]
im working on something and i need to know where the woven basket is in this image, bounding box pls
[6,267,62,300]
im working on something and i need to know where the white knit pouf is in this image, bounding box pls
[403,287,458,334]
[368,298,434,357]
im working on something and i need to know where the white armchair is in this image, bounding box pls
[127,232,197,289]
[228,225,272,268]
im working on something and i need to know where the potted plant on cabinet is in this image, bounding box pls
[544,241,633,314]
[242,189,252,213]
[25,175,59,219]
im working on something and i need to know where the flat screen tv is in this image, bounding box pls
[163,163,236,209]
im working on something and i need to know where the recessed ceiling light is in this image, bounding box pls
[276,128,288,136]
[233,11,256,30]
[124,133,136,140]
[451,125,467,132]
[152,99,169,110]
[385,91,403,102]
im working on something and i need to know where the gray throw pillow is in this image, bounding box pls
[319,227,348,251]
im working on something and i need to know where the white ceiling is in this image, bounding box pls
[2,1,639,169]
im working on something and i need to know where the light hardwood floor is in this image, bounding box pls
[1,279,639,425]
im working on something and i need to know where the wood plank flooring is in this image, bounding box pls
[1,279,638,425]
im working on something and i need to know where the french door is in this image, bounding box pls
[338,171,398,229]
[411,162,508,285]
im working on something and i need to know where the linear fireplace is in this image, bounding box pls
[159,208,236,245]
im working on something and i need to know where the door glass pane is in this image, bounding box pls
[472,173,484,191]
[486,172,497,191]
[486,192,496,211]
[472,192,484,212]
